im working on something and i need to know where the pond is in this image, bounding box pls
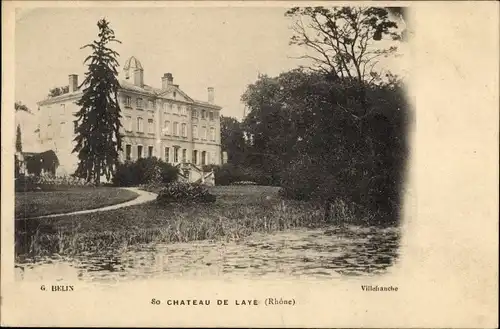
[15,225,400,282]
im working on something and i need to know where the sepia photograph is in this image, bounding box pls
[2,1,498,328]
[13,5,410,282]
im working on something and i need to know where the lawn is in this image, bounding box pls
[15,187,139,219]
[16,185,327,258]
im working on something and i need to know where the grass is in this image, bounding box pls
[16,185,330,258]
[15,187,139,219]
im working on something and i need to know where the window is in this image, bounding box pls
[173,122,179,136]
[137,98,143,109]
[192,125,198,139]
[148,100,154,109]
[163,120,170,135]
[181,105,187,116]
[164,147,170,163]
[201,110,206,119]
[201,126,207,140]
[209,111,214,121]
[192,150,198,165]
[173,91,177,98]
[60,121,66,135]
[163,102,168,113]
[192,109,198,118]
[125,96,132,107]
[137,117,144,132]
[148,119,154,134]
[137,145,143,159]
[181,123,187,137]
[174,148,179,163]
[182,149,187,163]
[61,104,66,111]
[172,104,177,114]
[177,104,182,115]
[125,144,132,160]
[209,127,216,142]
[211,152,217,165]
[201,151,206,165]
[125,116,132,132]
[148,146,154,158]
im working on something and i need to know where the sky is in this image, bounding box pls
[14,6,408,151]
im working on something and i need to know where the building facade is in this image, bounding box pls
[37,56,223,177]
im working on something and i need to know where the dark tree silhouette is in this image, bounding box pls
[73,18,122,185]
[48,86,70,98]
[16,124,22,153]
[15,102,31,113]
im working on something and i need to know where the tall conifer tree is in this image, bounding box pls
[16,124,23,153]
[73,19,122,185]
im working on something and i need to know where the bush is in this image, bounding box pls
[156,182,216,204]
[279,155,324,201]
[232,181,257,186]
[15,174,95,192]
[112,158,179,187]
[213,163,274,186]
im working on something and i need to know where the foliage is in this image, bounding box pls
[241,67,409,223]
[213,163,273,186]
[220,115,247,165]
[25,150,60,177]
[16,125,22,153]
[48,86,70,98]
[156,182,216,204]
[231,181,257,186]
[73,19,122,185]
[285,6,400,83]
[15,102,31,113]
[15,155,21,178]
[112,158,179,187]
[15,174,95,192]
[201,164,218,172]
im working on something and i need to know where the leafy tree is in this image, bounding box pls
[15,102,31,113]
[285,7,400,84]
[220,115,247,165]
[73,18,122,185]
[48,86,70,98]
[241,68,409,223]
[16,124,23,153]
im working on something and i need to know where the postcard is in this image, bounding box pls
[2,1,498,327]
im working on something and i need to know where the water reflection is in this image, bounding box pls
[15,225,400,282]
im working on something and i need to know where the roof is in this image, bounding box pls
[123,56,143,71]
[38,78,222,109]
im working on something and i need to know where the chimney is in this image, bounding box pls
[133,68,144,87]
[207,87,214,104]
[161,73,173,89]
[69,74,78,92]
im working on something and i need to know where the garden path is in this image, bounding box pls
[27,187,158,220]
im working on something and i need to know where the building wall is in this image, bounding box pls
[38,97,81,176]
[38,88,222,176]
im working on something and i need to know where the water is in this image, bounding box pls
[15,225,400,282]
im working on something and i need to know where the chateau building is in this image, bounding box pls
[36,56,223,178]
